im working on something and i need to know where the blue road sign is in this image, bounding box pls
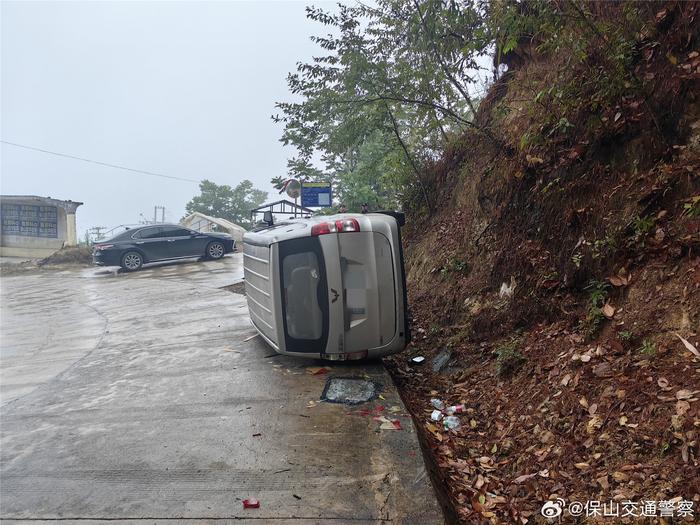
[301,182,332,207]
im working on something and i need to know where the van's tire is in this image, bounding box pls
[206,241,225,260]
[121,251,143,272]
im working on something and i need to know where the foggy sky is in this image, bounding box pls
[1,1,326,236]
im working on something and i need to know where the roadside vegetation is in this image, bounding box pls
[185,179,267,229]
[278,1,700,522]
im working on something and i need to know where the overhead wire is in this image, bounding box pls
[1,140,201,183]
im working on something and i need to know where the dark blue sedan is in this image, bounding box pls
[93,224,235,271]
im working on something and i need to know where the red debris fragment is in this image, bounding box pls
[243,498,260,509]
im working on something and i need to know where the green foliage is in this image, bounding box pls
[273,0,495,212]
[440,256,469,276]
[272,0,653,211]
[580,279,610,336]
[495,340,526,376]
[592,234,617,260]
[618,330,633,341]
[185,179,267,229]
[638,339,656,356]
[632,214,655,237]
[571,252,583,269]
[682,195,700,217]
[491,0,646,147]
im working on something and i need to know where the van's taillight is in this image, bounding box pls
[311,218,360,236]
[94,244,114,251]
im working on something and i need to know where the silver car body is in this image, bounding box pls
[242,213,409,360]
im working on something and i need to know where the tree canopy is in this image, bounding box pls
[272,0,497,213]
[185,179,267,228]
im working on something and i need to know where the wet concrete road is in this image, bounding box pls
[0,254,442,523]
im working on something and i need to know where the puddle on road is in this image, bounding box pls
[321,377,381,405]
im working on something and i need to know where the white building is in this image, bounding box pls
[0,195,82,258]
[181,212,246,243]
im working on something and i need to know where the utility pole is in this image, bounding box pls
[153,205,165,223]
[87,226,106,243]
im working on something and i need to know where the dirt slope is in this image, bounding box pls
[389,2,700,523]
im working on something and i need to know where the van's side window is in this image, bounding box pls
[279,237,329,353]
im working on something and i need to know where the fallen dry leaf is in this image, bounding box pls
[587,415,603,434]
[601,303,615,319]
[672,332,699,358]
[526,154,544,166]
[608,275,628,287]
[513,473,538,484]
[676,400,690,417]
[613,471,630,482]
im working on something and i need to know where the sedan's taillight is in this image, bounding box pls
[311,218,360,236]
[94,244,114,251]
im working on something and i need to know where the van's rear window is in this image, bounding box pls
[279,237,329,353]
[282,251,322,340]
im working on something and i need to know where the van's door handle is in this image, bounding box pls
[167,239,175,242]
[136,241,145,244]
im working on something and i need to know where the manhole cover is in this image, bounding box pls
[321,377,381,405]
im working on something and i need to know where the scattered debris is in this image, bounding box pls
[411,355,426,364]
[431,409,443,421]
[442,416,460,431]
[430,398,445,410]
[446,404,466,415]
[242,498,260,509]
[306,366,331,375]
[356,405,385,417]
[321,377,381,405]
[499,276,517,298]
[431,348,452,373]
[376,416,402,430]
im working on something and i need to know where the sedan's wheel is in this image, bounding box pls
[206,241,225,260]
[121,251,143,272]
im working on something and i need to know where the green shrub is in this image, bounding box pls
[496,341,526,376]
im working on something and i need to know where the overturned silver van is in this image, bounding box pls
[242,212,410,360]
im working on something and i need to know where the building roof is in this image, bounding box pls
[182,212,246,232]
[0,195,83,212]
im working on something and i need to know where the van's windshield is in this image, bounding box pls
[279,237,329,352]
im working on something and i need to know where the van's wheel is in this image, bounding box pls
[206,241,225,260]
[121,251,143,272]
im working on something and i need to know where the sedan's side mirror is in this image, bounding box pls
[263,211,273,226]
